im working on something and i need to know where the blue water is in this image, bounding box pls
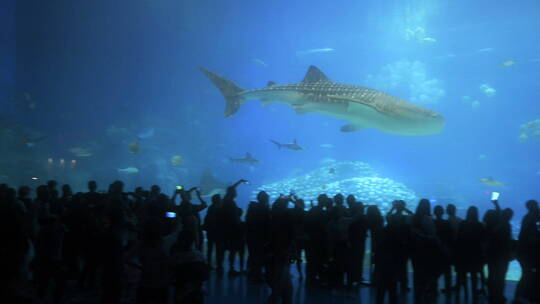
[1,0,539,221]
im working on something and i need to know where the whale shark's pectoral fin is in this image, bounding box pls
[340,124,365,132]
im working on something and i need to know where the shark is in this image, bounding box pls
[229,152,259,164]
[200,65,445,136]
[270,139,303,150]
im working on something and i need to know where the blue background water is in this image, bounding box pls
[1,0,539,223]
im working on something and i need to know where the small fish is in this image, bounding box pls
[478,154,487,160]
[479,177,505,187]
[296,48,334,56]
[171,155,183,166]
[128,141,140,154]
[28,101,37,110]
[501,60,515,67]
[476,48,494,53]
[479,84,496,97]
[422,37,437,43]
[229,152,259,164]
[69,147,93,157]
[251,58,268,67]
[321,184,327,190]
[270,139,303,150]
[328,168,335,174]
[118,167,139,174]
[22,136,46,147]
[137,127,155,139]
[320,143,335,149]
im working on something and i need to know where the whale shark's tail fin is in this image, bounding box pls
[199,67,245,117]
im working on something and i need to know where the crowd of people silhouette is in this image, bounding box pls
[0,179,538,304]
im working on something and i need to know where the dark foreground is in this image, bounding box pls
[9,264,518,304]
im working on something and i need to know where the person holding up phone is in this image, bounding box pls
[485,193,515,304]
[174,186,208,251]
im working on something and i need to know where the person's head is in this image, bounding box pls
[346,194,357,207]
[433,205,444,219]
[394,200,406,212]
[36,185,49,202]
[257,191,269,205]
[109,180,124,194]
[150,185,161,196]
[88,180,97,192]
[446,204,457,216]
[317,194,329,207]
[415,199,432,217]
[333,193,344,206]
[525,200,539,213]
[465,206,479,222]
[502,208,514,222]
[273,196,288,211]
[18,186,31,199]
[62,184,72,197]
[211,194,222,205]
[135,186,144,195]
[366,205,382,219]
[47,180,59,199]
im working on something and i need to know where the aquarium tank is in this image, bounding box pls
[2,0,539,281]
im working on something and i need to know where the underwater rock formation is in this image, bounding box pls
[253,161,417,211]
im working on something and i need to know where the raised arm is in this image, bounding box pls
[230,179,248,189]
[193,189,208,212]
[491,199,501,212]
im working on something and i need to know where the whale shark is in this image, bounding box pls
[200,66,445,136]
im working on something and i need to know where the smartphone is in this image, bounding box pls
[491,192,500,201]
[165,212,176,218]
[175,185,183,190]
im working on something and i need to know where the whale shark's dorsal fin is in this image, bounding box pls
[302,65,330,83]
[246,152,252,158]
